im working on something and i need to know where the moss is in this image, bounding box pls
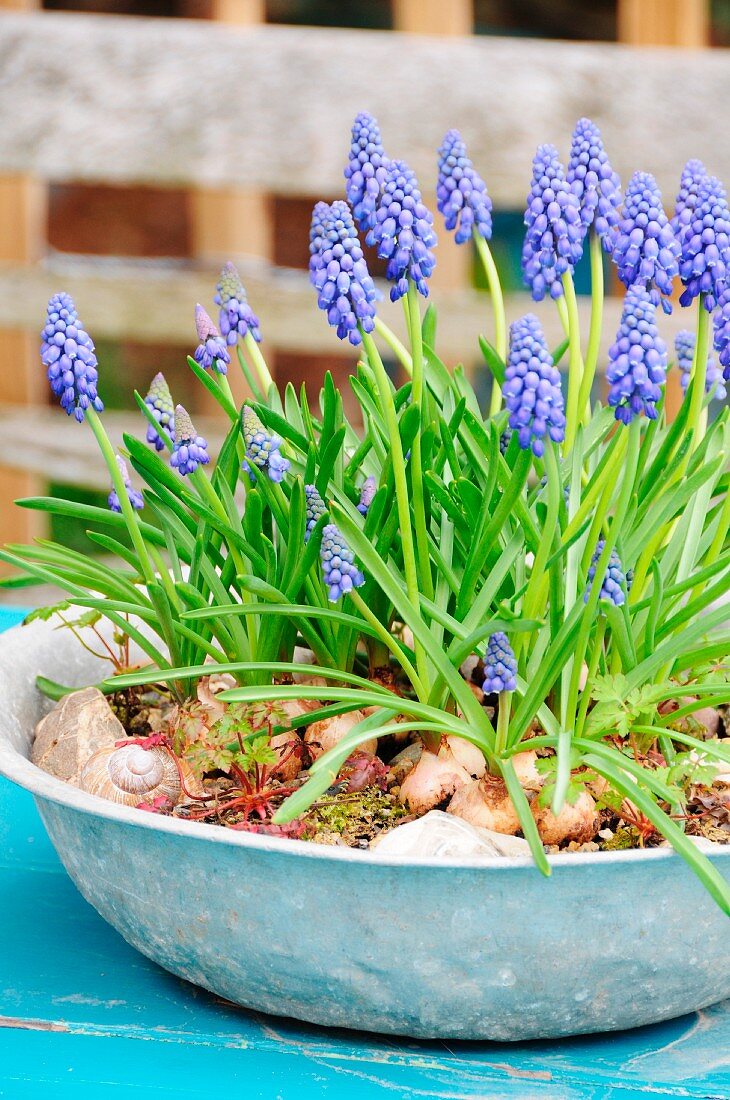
[307,787,409,847]
[601,825,641,851]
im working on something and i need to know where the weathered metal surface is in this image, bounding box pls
[0,617,729,1043]
[0,14,728,204]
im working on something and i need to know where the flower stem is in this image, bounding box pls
[687,296,710,453]
[86,408,155,586]
[349,590,425,700]
[562,271,583,453]
[495,690,511,757]
[474,236,507,414]
[360,328,430,693]
[244,333,274,394]
[373,317,413,376]
[577,231,603,427]
[405,284,434,604]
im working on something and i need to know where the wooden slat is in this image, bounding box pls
[0,253,696,365]
[0,13,728,205]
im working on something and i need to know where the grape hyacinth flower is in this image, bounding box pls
[170,406,209,476]
[309,200,377,345]
[436,129,492,244]
[144,372,175,451]
[214,262,261,345]
[713,285,730,381]
[320,523,365,602]
[193,304,230,374]
[242,405,290,483]
[606,285,668,424]
[41,292,103,422]
[566,118,621,250]
[108,455,143,514]
[344,112,389,234]
[585,539,628,607]
[368,159,437,301]
[675,330,727,401]
[612,172,680,314]
[503,314,566,457]
[499,429,512,455]
[521,144,584,302]
[482,632,517,694]
[357,475,376,516]
[304,484,327,541]
[309,200,332,266]
[671,159,708,236]
[676,174,730,311]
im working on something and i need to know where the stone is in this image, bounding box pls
[31,687,125,785]
[371,810,530,858]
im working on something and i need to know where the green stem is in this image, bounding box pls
[244,333,274,393]
[373,317,413,376]
[575,618,606,739]
[349,590,425,701]
[474,236,507,414]
[86,408,155,586]
[686,297,710,454]
[577,231,603,426]
[360,328,430,693]
[562,271,583,453]
[405,285,434,603]
[495,690,512,757]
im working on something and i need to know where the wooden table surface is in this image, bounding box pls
[1,604,729,1099]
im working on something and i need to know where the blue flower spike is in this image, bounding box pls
[521,144,584,302]
[503,314,566,457]
[242,405,290,484]
[304,484,327,541]
[606,285,668,424]
[345,112,389,234]
[108,455,144,514]
[585,539,628,607]
[676,174,730,311]
[309,200,378,345]
[41,292,103,422]
[214,262,262,345]
[368,159,437,302]
[566,118,622,250]
[170,406,210,477]
[436,129,492,244]
[144,372,175,452]
[320,523,365,602]
[675,330,727,402]
[193,304,230,374]
[357,476,377,516]
[671,159,708,236]
[713,285,730,381]
[612,171,680,314]
[482,632,517,694]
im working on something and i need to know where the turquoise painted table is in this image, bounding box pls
[1,605,729,1099]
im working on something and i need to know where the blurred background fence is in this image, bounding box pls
[0,0,728,571]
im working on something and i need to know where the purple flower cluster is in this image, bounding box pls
[304,483,327,541]
[344,112,389,234]
[214,262,261,345]
[675,330,726,401]
[566,118,621,249]
[368,159,437,301]
[606,285,667,423]
[521,144,584,302]
[170,406,210,477]
[320,524,365,602]
[503,314,566,457]
[671,159,707,236]
[612,172,679,314]
[357,475,376,516]
[713,286,730,381]
[108,455,143,514]
[676,174,730,311]
[309,200,377,345]
[482,632,517,694]
[585,539,627,607]
[436,129,492,244]
[242,405,290,483]
[193,304,230,374]
[144,372,175,451]
[41,293,103,422]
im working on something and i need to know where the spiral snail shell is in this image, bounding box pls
[79,743,184,807]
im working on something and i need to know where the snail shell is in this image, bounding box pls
[79,743,183,807]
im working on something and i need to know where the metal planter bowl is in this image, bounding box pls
[1,619,728,1041]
